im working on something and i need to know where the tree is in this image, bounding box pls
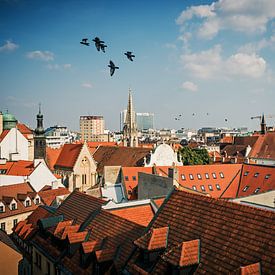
[178,147,210,165]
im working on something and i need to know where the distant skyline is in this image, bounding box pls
[1,0,275,132]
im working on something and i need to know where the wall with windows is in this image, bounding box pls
[32,246,56,275]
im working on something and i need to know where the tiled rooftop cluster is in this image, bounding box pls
[125,188,275,274]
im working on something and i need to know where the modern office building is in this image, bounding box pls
[79,115,105,141]
[136,112,154,130]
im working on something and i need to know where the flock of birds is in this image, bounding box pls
[80,36,135,76]
[174,113,228,122]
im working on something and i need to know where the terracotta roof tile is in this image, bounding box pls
[162,239,200,267]
[54,143,83,169]
[38,187,70,206]
[46,147,62,171]
[93,146,151,174]
[81,239,103,254]
[95,247,117,263]
[67,231,88,244]
[0,130,9,142]
[0,160,34,176]
[17,123,33,138]
[53,220,73,236]
[0,182,34,198]
[240,262,261,275]
[126,189,275,274]
[134,226,169,251]
[60,225,80,240]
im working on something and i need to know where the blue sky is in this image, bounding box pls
[0,0,275,131]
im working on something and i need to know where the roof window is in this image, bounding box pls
[254,173,259,178]
[197,174,202,180]
[192,186,197,191]
[219,172,224,178]
[132,176,137,181]
[208,185,213,191]
[181,174,186,180]
[243,186,249,192]
[200,185,205,191]
[212,173,217,179]
[265,174,271,179]
[205,173,210,179]
[0,169,7,174]
[189,174,194,180]
[254,188,260,193]
[216,184,221,190]
[244,171,249,176]
[125,176,129,181]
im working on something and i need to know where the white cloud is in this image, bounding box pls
[26,50,54,61]
[0,40,19,52]
[181,45,267,79]
[226,53,266,78]
[176,0,275,39]
[181,81,198,92]
[81,82,93,89]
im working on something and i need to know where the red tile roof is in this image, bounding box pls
[240,262,261,275]
[38,187,70,206]
[237,163,275,197]
[53,220,73,236]
[95,247,117,263]
[86,141,118,154]
[93,146,151,174]
[54,143,83,169]
[0,130,9,142]
[46,147,62,171]
[60,225,80,240]
[126,189,275,273]
[134,226,169,251]
[0,182,34,198]
[0,160,34,176]
[67,231,88,244]
[81,239,103,254]
[249,132,275,160]
[17,123,33,138]
[162,239,200,267]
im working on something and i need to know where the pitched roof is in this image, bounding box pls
[126,189,275,274]
[0,160,34,176]
[54,143,83,169]
[46,147,62,171]
[0,182,34,198]
[38,187,70,206]
[237,163,275,197]
[81,239,103,254]
[17,123,33,138]
[93,146,151,174]
[86,141,118,154]
[67,231,88,244]
[249,132,275,160]
[0,130,9,142]
[240,262,261,275]
[234,136,259,146]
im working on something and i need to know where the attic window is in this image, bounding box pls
[0,206,4,213]
[132,176,137,181]
[212,173,217,179]
[254,188,261,193]
[200,185,205,191]
[243,186,249,192]
[219,172,224,178]
[0,169,7,174]
[205,173,209,179]
[244,171,249,176]
[192,186,197,191]
[25,200,30,207]
[208,185,213,191]
[216,184,221,190]
[254,173,259,178]
[265,174,271,179]
[181,174,186,180]
[197,174,202,180]
[125,176,129,181]
[189,174,194,180]
[11,203,17,210]
[35,198,40,205]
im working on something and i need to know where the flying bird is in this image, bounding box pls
[192,113,195,116]
[100,43,107,53]
[225,118,228,122]
[92,37,105,51]
[124,51,135,61]
[80,38,89,46]
[108,60,119,76]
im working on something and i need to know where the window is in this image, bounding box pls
[125,176,129,181]
[181,174,186,180]
[205,173,210,179]
[243,186,249,192]
[0,169,7,174]
[0,222,5,231]
[212,173,217,179]
[192,186,197,191]
[82,174,87,185]
[254,173,259,178]
[189,174,194,180]
[132,176,136,181]
[219,172,224,178]
[0,206,4,213]
[208,185,213,191]
[200,185,205,191]
[244,171,249,176]
[216,184,221,190]
[26,200,30,207]
[197,174,202,180]
[13,219,18,227]
[47,261,51,275]
[11,203,16,210]
[35,198,40,205]
[254,188,261,193]
[265,174,271,179]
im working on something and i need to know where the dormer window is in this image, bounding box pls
[35,198,40,205]
[125,176,129,181]
[25,199,31,207]
[0,205,4,213]
[11,203,17,210]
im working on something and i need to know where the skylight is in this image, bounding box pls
[243,186,249,192]
[216,184,221,190]
[189,174,194,180]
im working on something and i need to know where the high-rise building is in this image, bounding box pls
[136,112,154,130]
[80,115,105,141]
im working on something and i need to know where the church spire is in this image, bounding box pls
[34,103,46,160]
[261,113,266,135]
[35,103,44,135]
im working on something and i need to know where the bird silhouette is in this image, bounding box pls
[108,60,119,76]
[80,38,89,46]
[92,37,105,51]
[100,44,107,53]
[124,51,135,61]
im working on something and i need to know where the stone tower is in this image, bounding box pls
[260,114,266,135]
[123,89,138,147]
[34,104,46,160]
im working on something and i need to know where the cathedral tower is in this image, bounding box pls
[123,89,138,147]
[34,104,46,160]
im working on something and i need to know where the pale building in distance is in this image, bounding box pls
[136,112,154,131]
[79,115,105,142]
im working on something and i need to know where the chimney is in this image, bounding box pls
[168,166,179,187]
[152,163,157,175]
